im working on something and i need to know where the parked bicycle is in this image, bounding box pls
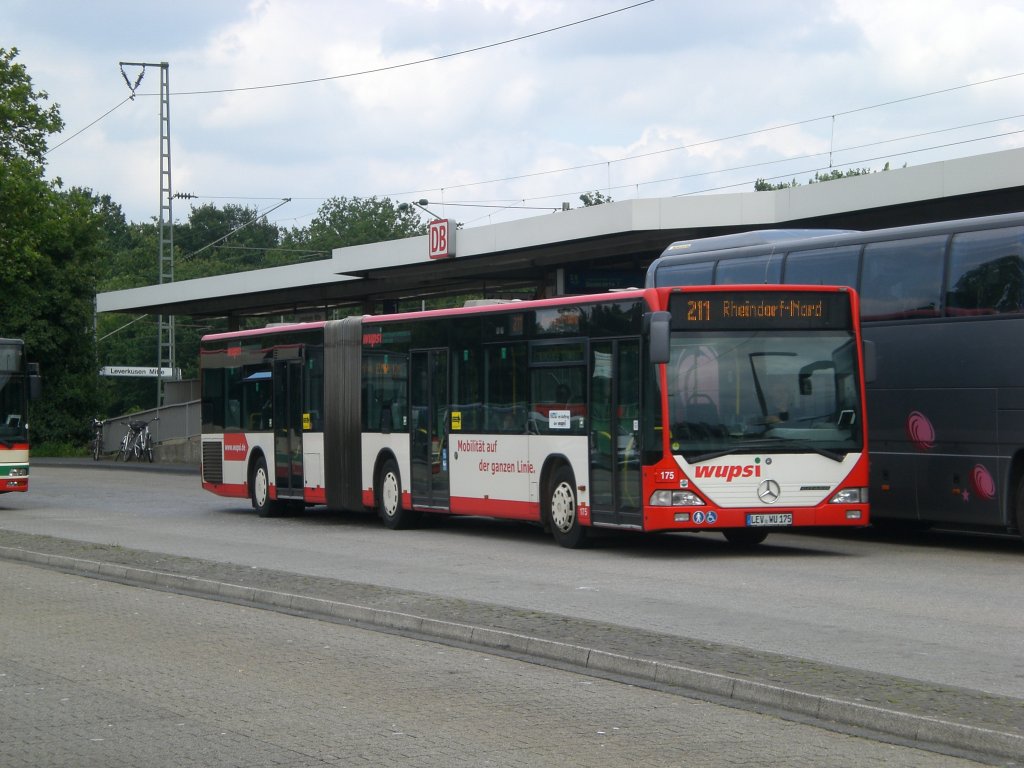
[90,417,104,460]
[117,417,158,463]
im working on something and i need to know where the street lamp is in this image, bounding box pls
[399,199,444,220]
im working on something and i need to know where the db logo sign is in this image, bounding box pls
[429,219,455,260]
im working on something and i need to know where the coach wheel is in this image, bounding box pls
[1015,476,1024,543]
[722,529,768,548]
[548,465,587,549]
[378,458,418,530]
[251,456,280,518]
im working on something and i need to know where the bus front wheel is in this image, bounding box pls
[723,528,768,547]
[251,457,281,518]
[548,465,587,549]
[378,459,418,530]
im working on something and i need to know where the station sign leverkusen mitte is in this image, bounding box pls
[100,366,181,379]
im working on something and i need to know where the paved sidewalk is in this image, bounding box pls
[0,528,1021,764]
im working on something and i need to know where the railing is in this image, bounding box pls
[98,399,201,462]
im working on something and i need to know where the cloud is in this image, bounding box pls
[4,0,1021,226]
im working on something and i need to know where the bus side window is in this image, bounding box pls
[784,246,861,288]
[714,254,782,285]
[860,237,945,321]
[227,399,240,428]
[946,227,1024,316]
[484,343,527,434]
[653,261,714,287]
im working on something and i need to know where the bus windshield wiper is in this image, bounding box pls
[686,440,782,464]
[783,441,846,462]
[686,438,846,464]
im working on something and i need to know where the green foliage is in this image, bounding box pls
[27,189,108,442]
[755,164,900,191]
[0,48,105,445]
[579,190,613,206]
[0,47,63,164]
[1,50,454,434]
[808,167,874,183]
[176,203,288,278]
[288,196,426,254]
[754,177,799,191]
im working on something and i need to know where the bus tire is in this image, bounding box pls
[1015,476,1024,542]
[251,456,280,518]
[723,529,768,547]
[548,465,587,548]
[378,458,416,529]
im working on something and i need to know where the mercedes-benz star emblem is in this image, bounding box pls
[757,479,781,504]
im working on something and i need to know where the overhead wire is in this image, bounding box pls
[144,2,653,97]
[42,2,1023,225]
[487,114,1024,206]
[44,2,651,153]
[45,96,132,155]
[386,71,1024,198]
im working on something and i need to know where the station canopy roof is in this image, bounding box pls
[96,148,1024,319]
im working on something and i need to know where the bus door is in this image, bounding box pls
[273,356,304,501]
[589,339,642,526]
[411,349,450,510]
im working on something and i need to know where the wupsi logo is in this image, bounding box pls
[693,463,761,482]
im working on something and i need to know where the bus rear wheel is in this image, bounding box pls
[548,465,587,549]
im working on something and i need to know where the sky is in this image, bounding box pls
[4,0,1024,230]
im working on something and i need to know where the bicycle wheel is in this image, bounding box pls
[145,435,154,463]
[91,436,101,460]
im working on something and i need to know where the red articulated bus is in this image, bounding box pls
[200,285,870,547]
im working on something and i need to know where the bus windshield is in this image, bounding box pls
[667,330,863,462]
[0,343,28,443]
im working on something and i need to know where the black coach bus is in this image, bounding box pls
[648,211,1024,541]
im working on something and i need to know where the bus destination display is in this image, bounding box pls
[669,290,852,330]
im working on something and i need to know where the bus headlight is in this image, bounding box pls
[830,487,867,504]
[650,489,704,506]
[8,467,27,477]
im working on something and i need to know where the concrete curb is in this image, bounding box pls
[3,544,1021,763]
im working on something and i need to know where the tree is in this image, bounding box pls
[0,47,64,290]
[579,190,613,207]
[175,203,285,277]
[755,164,900,192]
[754,178,799,191]
[0,48,106,446]
[21,188,106,443]
[808,167,873,184]
[286,196,426,255]
[0,47,63,164]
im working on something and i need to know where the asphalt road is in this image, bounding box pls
[5,462,1022,699]
[0,557,991,768]
[2,462,1024,765]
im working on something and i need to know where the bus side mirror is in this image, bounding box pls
[862,340,877,384]
[646,311,671,364]
[27,362,41,401]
